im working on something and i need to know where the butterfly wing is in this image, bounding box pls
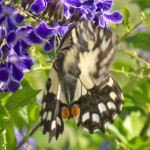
[41,20,124,141]
[72,75,123,133]
[60,20,123,132]
[40,68,65,141]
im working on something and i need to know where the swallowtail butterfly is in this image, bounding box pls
[40,20,124,142]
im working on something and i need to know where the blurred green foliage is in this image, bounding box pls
[1,0,150,150]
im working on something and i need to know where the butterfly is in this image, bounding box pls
[40,20,124,142]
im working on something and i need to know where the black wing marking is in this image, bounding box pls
[40,68,65,141]
[72,75,123,133]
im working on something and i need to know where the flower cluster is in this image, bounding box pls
[0,0,123,93]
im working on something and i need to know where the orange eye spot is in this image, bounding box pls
[71,104,80,118]
[61,106,70,120]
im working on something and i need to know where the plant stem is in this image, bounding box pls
[15,123,41,150]
[120,15,150,41]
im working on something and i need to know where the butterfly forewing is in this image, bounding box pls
[40,20,124,141]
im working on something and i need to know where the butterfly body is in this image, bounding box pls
[40,20,124,142]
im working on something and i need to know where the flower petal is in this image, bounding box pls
[13,13,24,24]
[20,51,34,70]
[0,69,9,82]
[104,10,123,23]
[13,41,22,56]
[7,30,16,45]
[44,38,54,52]
[0,47,3,58]
[63,3,70,19]
[28,31,43,44]
[0,16,5,25]
[0,26,6,39]
[65,0,81,8]
[96,0,113,11]
[99,15,105,27]
[6,17,17,33]
[35,21,55,39]
[29,0,47,14]
[8,79,20,92]
[11,64,24,81]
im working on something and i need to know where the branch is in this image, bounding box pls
[120,14,150,41]
[111,69,150,79]
[120,50,150,67]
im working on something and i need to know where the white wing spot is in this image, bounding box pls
[104,122,109,129]
[93,128,100,133]
[56,84,61,100]
[51,120,56,130]
[51,136,56,140]
[72,29,78,44]
[109,92,117,101]
[84,127,89,132]
[99,29,104,39]
[119,104,123,111]
[98,103,107,113]
[74,116,79,124]
[107,77,114,87]
[107,101,116,110]
[88,21,94,33]
[120,93,124,100]
[57,117,61,126]
[42,102,46,109]
[47,111,52,121]
[92,113,100,123]
[101,37,111,52]
[82,112,90,122]
[42,112,47,120]
[113,114,117,120]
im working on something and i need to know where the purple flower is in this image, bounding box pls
[29,21,59,52]
[29,0,81,20]
[29,0,48,14]
[0,44,34,92]
[14,127,36,150]
[0,4,24,33]
[99,140,110,150]
[98,10,123,30]
[7,26,33,56]
[94,0,123,29]
[96,0,113,11]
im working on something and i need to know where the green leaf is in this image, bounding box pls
[134,0,150,9]
[0,102,9,122]
[0,129,6,150]
[128,137,150,150]
[121,7,130,29]
[4,89,41,110]
[0,93,9,100]
[28,104,40,127]
[123,112,145,140]
[125,32,150,51]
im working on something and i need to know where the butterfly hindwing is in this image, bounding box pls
[72,75,123,133]
[40,68,65,141]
